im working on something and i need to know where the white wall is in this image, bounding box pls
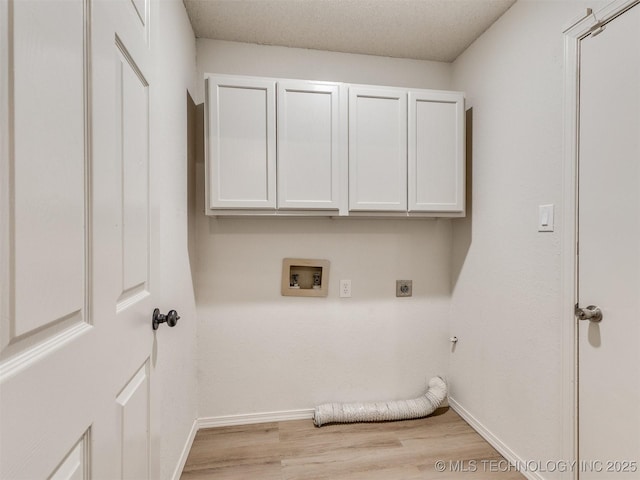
[194,39,452,102]
[194,40,454,418]
[449,1,605,477]
[149,2,199,478]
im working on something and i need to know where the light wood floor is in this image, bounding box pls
[180,408,525,479]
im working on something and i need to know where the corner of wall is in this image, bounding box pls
[153,1,200,478]
[447,2,600,477]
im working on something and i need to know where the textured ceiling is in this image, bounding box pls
[183,0,516,62]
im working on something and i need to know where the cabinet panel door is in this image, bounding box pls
[206,75,276,210]
[277,81,341,210]
[349,87,407,211]
[408,91,464,213]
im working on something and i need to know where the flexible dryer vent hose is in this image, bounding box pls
[313,376,448,427]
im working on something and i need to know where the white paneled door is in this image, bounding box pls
[577,2,639,478]
[1,0,159,478]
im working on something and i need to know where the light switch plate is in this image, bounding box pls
[538,204,554,232]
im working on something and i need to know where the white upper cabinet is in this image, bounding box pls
[348,87,408,211]
[277,81,342,210]
[204,73,465,217]
[205,75,276,211]
[408,90,465,213]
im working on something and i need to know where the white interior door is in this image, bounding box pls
[1,0,159,478]
[577,3,640,478]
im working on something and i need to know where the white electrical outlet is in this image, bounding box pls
[340,279,352,298]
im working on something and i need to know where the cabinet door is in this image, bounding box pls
[205,75,276,210]
[277,81,341,210]
[349,87,407,211]
[408,90,464,213]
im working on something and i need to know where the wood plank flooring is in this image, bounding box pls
[180,408,525,479]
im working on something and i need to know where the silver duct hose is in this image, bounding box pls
[313,376,447,427]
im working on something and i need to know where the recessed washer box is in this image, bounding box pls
[281,258,330,297]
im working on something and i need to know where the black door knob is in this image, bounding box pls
[152,308,180,330]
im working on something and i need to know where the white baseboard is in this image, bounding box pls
[198,408,315,429]
[449,397,544,480]
[171,418,199,480]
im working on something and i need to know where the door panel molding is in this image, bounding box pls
[49,428,91,480]
[115,35,151,311]
[0,0,92,379]
[128,0,150,45]
[116,360,150,480]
